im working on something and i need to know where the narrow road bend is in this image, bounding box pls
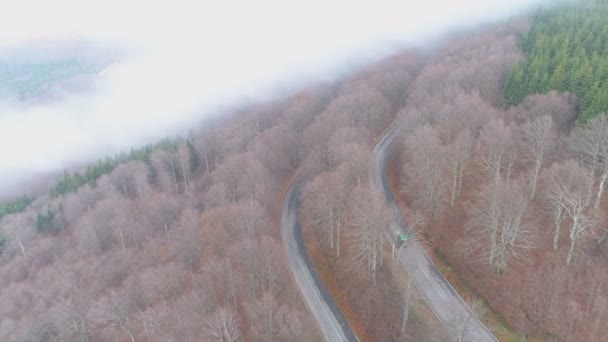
[280,176,359,342]
[370,123,498,342]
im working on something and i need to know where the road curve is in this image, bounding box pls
[280,176,359,342]
[370,123,498,342]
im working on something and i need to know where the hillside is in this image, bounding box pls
[391,5,608,341]
[2,2,608,341]
[0,89,330,341]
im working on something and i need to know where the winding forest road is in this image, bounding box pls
[280,176,359,342]
[370,122,497,342]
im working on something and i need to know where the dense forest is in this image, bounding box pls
[48,139,181,198]
[0,196,34,221]
[2,1,608,341]
[391,8,608,341]
[0,45,436,340]
[0,84,334,340]
[505,0,608,122]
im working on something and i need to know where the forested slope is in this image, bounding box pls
[392,11,608,341]
[0,45,427,341]
[505,0,608,122]
[0,85,336,341]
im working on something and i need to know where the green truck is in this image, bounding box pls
[392,224,409,247]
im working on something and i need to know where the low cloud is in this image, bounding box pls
[0,0,545,194]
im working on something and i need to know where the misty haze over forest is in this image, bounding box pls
[4,1,608,341]
[0,0,544,195]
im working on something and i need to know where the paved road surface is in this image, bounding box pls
[370,124,498,342]
[280,178,359,342]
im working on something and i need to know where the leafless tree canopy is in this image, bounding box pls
[1,15,607,342]
[392,18,607,341]
[465,179,535,273]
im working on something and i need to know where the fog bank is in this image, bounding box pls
[0,0,545,194]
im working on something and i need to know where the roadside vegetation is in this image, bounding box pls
[299,51,448,340]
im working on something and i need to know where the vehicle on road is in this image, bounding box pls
[392,224,409,258]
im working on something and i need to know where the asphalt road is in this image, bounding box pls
[370,124,498,342]
[280,178,359,342]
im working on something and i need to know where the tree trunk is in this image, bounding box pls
[489,220,498,266]
[371,246,377,285]
[567,217,579,265]
[136,179,143,198]
[401,279,412,333]
[567,237,576,265]
[506,161,513,185]
[336,220,341,259]
[597,231,608,248]
[170,159,179,193]
[586,162,597,207]
[118,227,127,258]
[17,238,26,257]
[530,159,542,200]
[139,308,150,342]
[594,170,607,209]
[329,206,334,251]
[450,169,458,208]
[457,170,464,199]
[553,207,564,250]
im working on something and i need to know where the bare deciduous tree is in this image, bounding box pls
[349,187,390,283]
[478,119,518,185]
[401,278,414,333]
[204,307,241,342]
[105,160,151,199]
[466,179,535,273]
[544,160,598,264]
[333,143,370,187]
[213,154,246,203]
[174,208,202,272]
[445,129,473,207]
[571,114,608,209]
[402,125,446,220]
[141,302,175,341]
[62,185,102,224]
[178,144,193,194]
[237,155,271,204]
[150,149,178,194]
[257,236,284,294]
[253,124,300,178]
[92,290,136,342]
[193,128,219,173]
[205,183,229,209]
[303,170,348,258]
[522,115,556,199]
[52,289,93,342]
[1,213,34,257]
[248,292,279,342]
[508,91,578,132]
[327,84,392,137]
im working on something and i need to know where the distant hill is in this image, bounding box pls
[0,40,118,105]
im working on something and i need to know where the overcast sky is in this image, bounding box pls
[0,0,545,194]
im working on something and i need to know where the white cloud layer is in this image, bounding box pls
[0,0,544,194]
